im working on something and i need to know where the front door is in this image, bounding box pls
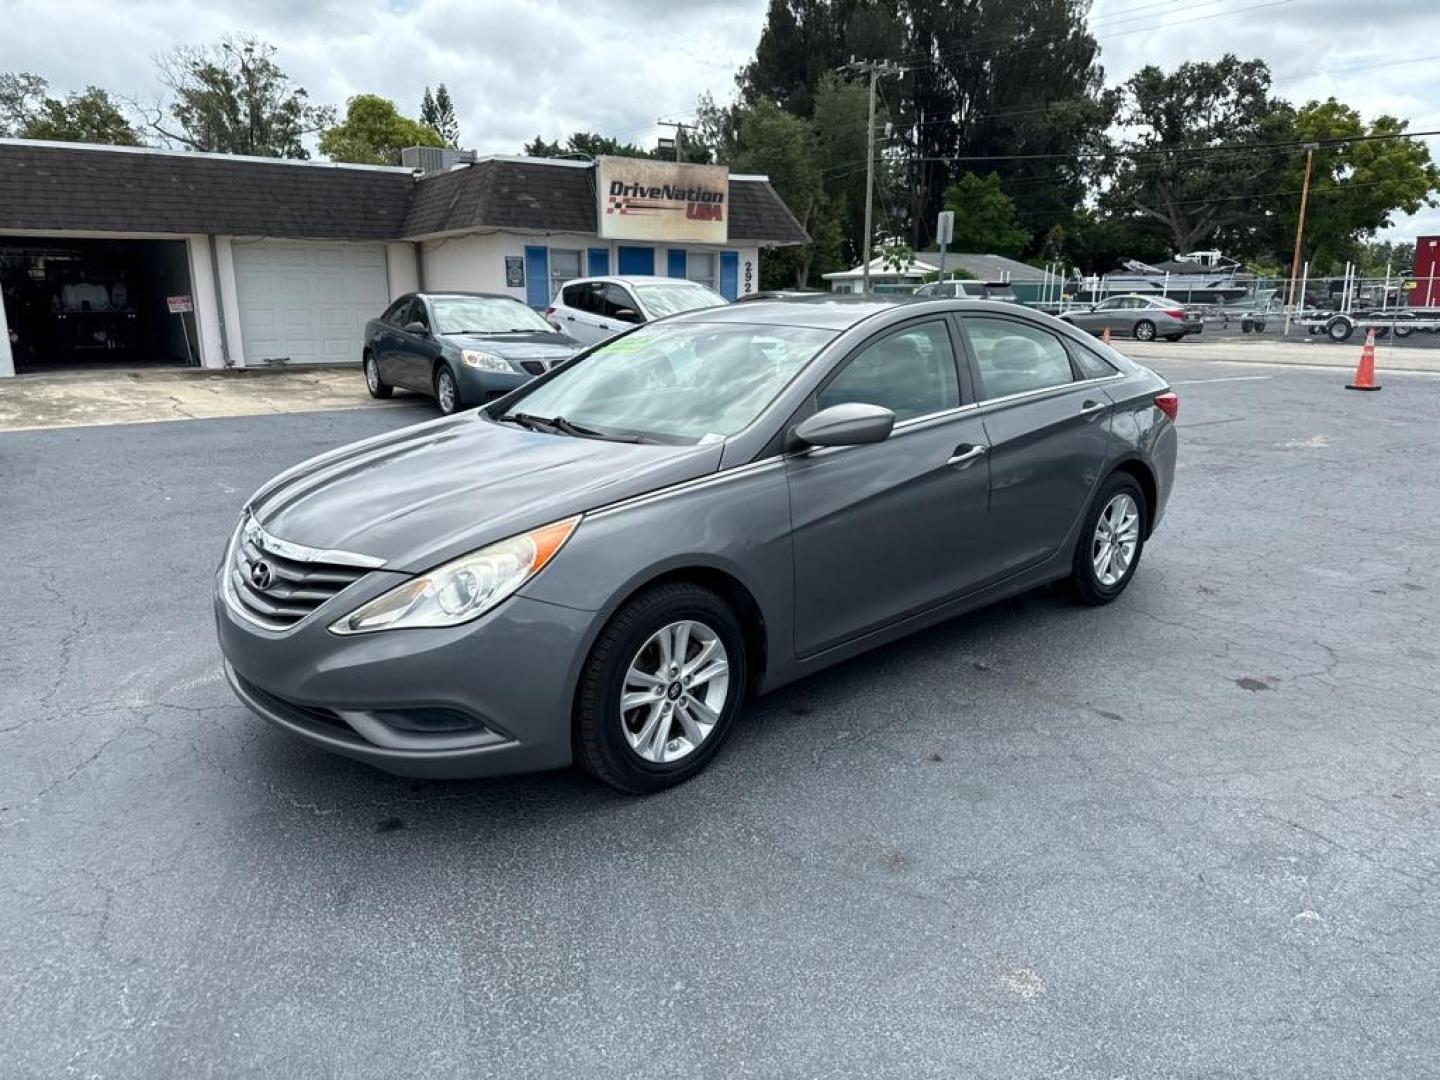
[394,297,440,391]
[960,314,1114,577]
[787,318,992,657]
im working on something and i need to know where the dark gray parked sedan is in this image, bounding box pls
[363,291,582,414]
[219,297,1178,793]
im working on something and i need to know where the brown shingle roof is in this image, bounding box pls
[0,141,809,246]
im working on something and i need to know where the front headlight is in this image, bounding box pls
[461,349,511,372]
[329,516,580,634]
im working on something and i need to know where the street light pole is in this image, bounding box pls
[1283,143,1319,336]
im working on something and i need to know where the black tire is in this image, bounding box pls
[434,365,462,415]
[1069,472,1148,606]
[1394,320,1414,339]
[1134,319,1156,342]
[363,351,392,399]
[1326,317,1354,343]
[575,583,748,794]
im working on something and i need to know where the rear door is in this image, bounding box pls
[959,314,1114,577]
[787,317,993,656]
[557,282,604,343]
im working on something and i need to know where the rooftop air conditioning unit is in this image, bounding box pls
[401,146,477,176]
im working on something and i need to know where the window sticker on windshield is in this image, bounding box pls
[598,336,649,354]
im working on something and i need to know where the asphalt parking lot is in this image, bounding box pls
[3,356,1439,1078]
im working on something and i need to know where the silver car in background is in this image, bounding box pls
[217,296,1178,794]
[1061,294,1204,342]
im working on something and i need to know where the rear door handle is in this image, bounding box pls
[565,315,575,322]
[947,443,988,468]
[1081,399,1106,414]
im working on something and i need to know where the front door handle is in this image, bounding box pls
[599,323,610,330]
[1081,399,1106,414]
[565,315,575,322]
[947,443,988,468]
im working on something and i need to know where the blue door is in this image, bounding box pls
[524,246,550,308]
[617,246,654,276]
[667,249,687,278]
[587,247,609,276]
[719,251,739,300]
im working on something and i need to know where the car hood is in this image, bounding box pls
[249,415,721,572]
[442,331,579,359]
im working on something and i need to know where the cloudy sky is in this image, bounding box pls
[2,0,1436,237]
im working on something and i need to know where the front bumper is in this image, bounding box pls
[455,366,530,403]
[216,585,597,779]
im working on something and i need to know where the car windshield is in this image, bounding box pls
[633,282,728,318]
[499,322,833,444]
[429,296,553,335]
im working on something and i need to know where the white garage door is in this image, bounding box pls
[233,240,389,365]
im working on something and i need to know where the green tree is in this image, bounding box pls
[809,72,877,266]
[1277,100,1438,272]
[729,100,829,288]
[148,36,334,158]
[1104,55,1293,258]
[0,72,48,136]
[320,94,444,165]
[525,131,651,159]
[0,73,140,145]
[421,83,460,147]
[24,86,141,145]
[940,172,1030,256]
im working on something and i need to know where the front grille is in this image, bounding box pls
[520,360,546,376]
[228,517,375,629]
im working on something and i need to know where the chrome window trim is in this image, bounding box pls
[977,372,1125,411]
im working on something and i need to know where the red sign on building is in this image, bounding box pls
[1412,236,1440,307]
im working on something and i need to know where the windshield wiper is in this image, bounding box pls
[502,412,650,443]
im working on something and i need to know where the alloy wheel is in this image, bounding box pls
[1134,320,1156,341]
[437,370,457,413]
[1092,492,1141,587]
[365,356,379,393]
[620,619,730,764]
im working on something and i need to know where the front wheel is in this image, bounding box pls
[575,583,748,794]
[1134,319,1156,342]
[1070,474,1147,606]
[363,352,392,399]
[434,365,461,415]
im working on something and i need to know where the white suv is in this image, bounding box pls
[546,276,727,345]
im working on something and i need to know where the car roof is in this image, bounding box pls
[418,290,527,302]
[566,276,713,288]
[662,293,979,331]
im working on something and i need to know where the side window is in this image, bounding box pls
[1071,341,1120,380]
[816,321,960,423]
[406,298,429,331]
[964,317,1076,401]
[381,297,410,325]
[562,282,594,313]
[603,284,640,320]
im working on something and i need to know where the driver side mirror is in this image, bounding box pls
[403,320,429,338]
[613,308,643,324]
[792,402,895,449]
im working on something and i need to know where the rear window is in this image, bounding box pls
[964,317,1076,400]
[1071,342,1119,380]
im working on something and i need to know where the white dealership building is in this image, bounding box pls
[0,141,807,378]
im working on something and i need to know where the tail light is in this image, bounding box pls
[1154,391,1179,421]
[544,306,555,316]
[1164,309,1184,319]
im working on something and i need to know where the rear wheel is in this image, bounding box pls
[1134,319,1156,342]
[575,583,747,794]
[363,351,392,399]
[1326,316,1354,343]
[1070,473,1147,606]
[434,365,461,415]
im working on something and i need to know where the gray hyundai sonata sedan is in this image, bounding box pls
[217,296,1177,793]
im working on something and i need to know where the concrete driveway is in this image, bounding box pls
[3,363,1439,1077]
[0,364,411,432]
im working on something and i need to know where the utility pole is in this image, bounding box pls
[1283,142,1320,336]
[656,119,687,162]
[841,58,904,294]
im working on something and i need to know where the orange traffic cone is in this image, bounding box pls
[1346,328,1382,392]
[1101,326,1112,344]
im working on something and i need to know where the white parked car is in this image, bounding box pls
[546,276,727,345]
